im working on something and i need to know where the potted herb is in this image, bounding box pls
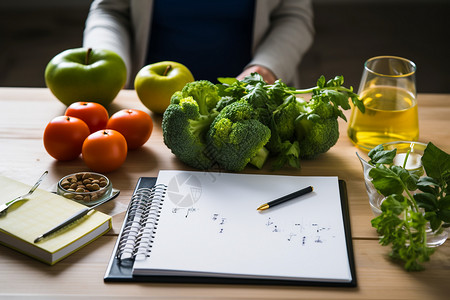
[368,142,450,271]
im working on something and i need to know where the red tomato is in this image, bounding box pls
[82,129,128,173]
[106,109,153,150]
[43,116,90,161]
[65,102,109,133]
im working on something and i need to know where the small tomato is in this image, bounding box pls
[106,109,153,150]
[65,101,109,133]
[43,116,90,161]
[82,129,127,173]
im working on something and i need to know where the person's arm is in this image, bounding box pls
[83,0,133,80]
[242,0,314,86]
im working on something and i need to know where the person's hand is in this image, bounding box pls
[237,65,276,84]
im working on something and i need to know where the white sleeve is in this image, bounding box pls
[250,0,315,86]
[83,0,133,78]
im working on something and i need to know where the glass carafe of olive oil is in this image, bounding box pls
[347,56,418,151]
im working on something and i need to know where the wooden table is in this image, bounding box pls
[0,88,449,299]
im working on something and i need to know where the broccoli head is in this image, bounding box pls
[206,100,271,172]
[162,81,220,169]
[294,114,339,159]
[292,95,342,159]
[163,75,363,171]
[266,95,303,150]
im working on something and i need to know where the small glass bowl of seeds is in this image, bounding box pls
[57,172,112,206]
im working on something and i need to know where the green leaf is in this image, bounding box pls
[422,142,450,183]
[409,209,428,229]
[416,176,439,194]
[322,90,350,110]
[424,211,441,231]
[351,94,365,113]
[368,145,397,164]
[325,75,344,87]
[391,166,418,191]
[381,194,408,215]
[371,212,403,240]
[417,176,439,186]
[414,192,438,211]
[316,75,326,89]
[438,195,450,210]
[217,77,238,85]
[425,194,450,226]
[369,165,404,196]
[437,209,450,223]
[241,72,265,85]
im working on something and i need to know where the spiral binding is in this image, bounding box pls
[116,184,167,262]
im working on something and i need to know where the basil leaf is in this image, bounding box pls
[424,211,441,231]
[422,142,450,182]
[368,145,397,164]
[414,192,438,211]
[437,195,450,223]
[391,166,418,191]
[369,165,404,196]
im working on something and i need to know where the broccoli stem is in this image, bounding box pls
[249,147,270,169]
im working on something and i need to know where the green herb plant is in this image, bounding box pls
[369,142,450,271]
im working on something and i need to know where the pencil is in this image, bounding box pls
[257,186,313,211]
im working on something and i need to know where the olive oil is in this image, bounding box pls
[347,86,419,150]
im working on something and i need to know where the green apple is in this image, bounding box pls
[134,61,194,114]
[45,48,127,106]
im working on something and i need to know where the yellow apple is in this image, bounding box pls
[134,61,194,114]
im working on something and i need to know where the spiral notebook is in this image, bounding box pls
[104,170,356,286]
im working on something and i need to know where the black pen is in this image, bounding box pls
[34,189,120,243]
[257,186,313,211]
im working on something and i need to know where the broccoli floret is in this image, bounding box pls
[268,95,303,145]
[181,80,220,114]
[299,97,338,120]
[293,94,342,159]
[206,100,271,172]
[294,115,339,159]
[264,95,304,169]
[162,81,220,169]
[169,91,184,105]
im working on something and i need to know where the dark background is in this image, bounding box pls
[1,0,449,92]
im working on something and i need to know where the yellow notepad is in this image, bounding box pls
[0,175,111,265]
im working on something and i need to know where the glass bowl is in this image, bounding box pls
[57,172,112,206]
[357,141,448,247]
[357,141,427,216]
